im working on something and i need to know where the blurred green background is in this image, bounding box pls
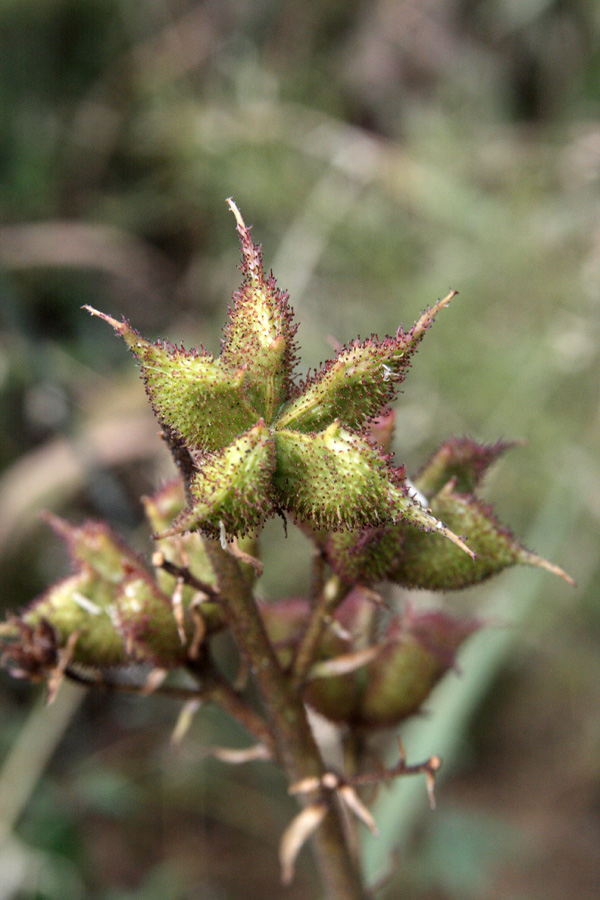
[0,2,599,898]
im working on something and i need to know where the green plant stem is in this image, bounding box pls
[310,548,327,600]
[203,537,366,900]
[291,575,349,689]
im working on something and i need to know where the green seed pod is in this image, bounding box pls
[83,209,475,560]
[389,483,573,590]
[299,605,479,729]
[323,439,572,590]
[26,571,127,668]
[19,515,216,671]
[357,608,480,728]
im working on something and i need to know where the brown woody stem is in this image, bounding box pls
[152,553,220,601]
[64,666,275,755]
[202,675,278,758]
[202,537,366,900]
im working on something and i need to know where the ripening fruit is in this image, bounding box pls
[16,516,215,669]
[324,440,574,590]
[302,606,480,729]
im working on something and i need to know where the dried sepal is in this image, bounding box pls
[84,306,258,452]
[171,698,203,745]
[306,643,384,680]
[279,801,328,886]
[290,771,379,835]
[45,630,83,703]
[203,743,272,764]
[223,536,264,578]
[167,420,277,539]
[221,199,299,422]
[139,667,168,695]
[276,292,456,434]
[337,784,379,835]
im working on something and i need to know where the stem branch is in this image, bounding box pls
[65,666,276,754]
[202,538,366,900]
[291,575,349,689]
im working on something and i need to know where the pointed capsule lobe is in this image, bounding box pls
[275,292,456,434]
[388,483,574,589]
[273,421,473,558]
[221,199,298,422]
[167,420,277,539]
[83,306,258,452]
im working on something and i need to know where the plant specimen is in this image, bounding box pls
[1,200,572,900]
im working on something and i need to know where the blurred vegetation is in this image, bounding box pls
[0,1,599,898]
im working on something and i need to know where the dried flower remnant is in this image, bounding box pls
[281,741,441,883]
[0,617,59,682]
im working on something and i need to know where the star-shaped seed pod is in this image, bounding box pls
[85,200,473,558]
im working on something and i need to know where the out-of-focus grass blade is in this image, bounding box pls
[0,680,85,846]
